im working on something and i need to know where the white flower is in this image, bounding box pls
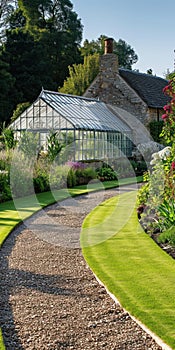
[152,152,160,160]
[150,159,157,165]
[158,146,171,160]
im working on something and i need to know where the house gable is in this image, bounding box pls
[84,38,170,126]
[84,53,148,123]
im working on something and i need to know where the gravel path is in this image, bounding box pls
[0,186,163,349]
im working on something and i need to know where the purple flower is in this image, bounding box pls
[66,161,85,170]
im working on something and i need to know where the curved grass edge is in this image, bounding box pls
[81,191,175,350]
[0,176,142,350]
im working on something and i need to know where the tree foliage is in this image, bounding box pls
[0,0,17,42]
[0,0,83,124]
[59,53,99,95]
[113,38,138,70]
[80,35,138,70]
[0,57,15,123]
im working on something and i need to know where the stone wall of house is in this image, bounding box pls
[146,107,164,125]
[84,53,148,125]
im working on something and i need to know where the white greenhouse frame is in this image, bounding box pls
[10,90,133,161]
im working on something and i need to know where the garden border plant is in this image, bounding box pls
[137,76,175,243]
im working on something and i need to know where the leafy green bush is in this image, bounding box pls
[75,167,97,185]
[49,165,70,190]
[149,121,164,143]
[67,168,77,188]
[33,169,50,193]
[47,131,64,162]
[136,182,149,207]
[158,199,175,231]
[96,164,118,181]
[0,171,11,202]
[83,167,97,181]
[10,151,34,198]
[130,160,147,176]
[33,157,50,193]
[0,125,16,150]
[158,227,175,246]
[0,150,12,171]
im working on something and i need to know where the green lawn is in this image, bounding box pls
[0,176,141,350]
[81,191,175,349]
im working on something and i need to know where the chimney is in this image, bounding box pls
[104,37,114,54]
[100,37,118,75]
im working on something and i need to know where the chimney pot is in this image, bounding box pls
[104,37,114,54]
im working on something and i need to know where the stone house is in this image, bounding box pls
[84,38,170,143]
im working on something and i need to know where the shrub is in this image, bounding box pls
[49,165,70,190]
[10,150,34,198]
[96,164,118,181]
[67,168,77,188]
[33,169,50,193]
[149,121,164,143]
[47,131,64,162]
[130,160,147,176]
[33,157,50,193]
[83,167,97,181]
[0,150,12,171]
[0,170,11,202]
[136,182,149,207]
[1,127,16,150]
[158,227,175,246]
[75,167,97,185]
[157,199,175,231]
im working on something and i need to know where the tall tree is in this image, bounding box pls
[113,39,138,70]
[0,0,17,41]
[0,0,83,123]
[0,57,15,123]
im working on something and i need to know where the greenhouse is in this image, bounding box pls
[10,90,133,161]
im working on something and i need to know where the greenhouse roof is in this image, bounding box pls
[39,90,131,133]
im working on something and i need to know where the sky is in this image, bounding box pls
[71,0,175,78]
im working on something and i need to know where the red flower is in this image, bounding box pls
[162,113,168,120]
[163,85,170,94]
[163,104,171,112]
[163,84,173,97]
[171,161,175,170]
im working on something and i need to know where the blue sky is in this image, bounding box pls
[71,0,175,78]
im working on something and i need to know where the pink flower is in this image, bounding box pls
[163,85,170,94]
[171,161,175,170]
[163,104,171,112]
[163,84,173,97]
[161,114,168,120]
